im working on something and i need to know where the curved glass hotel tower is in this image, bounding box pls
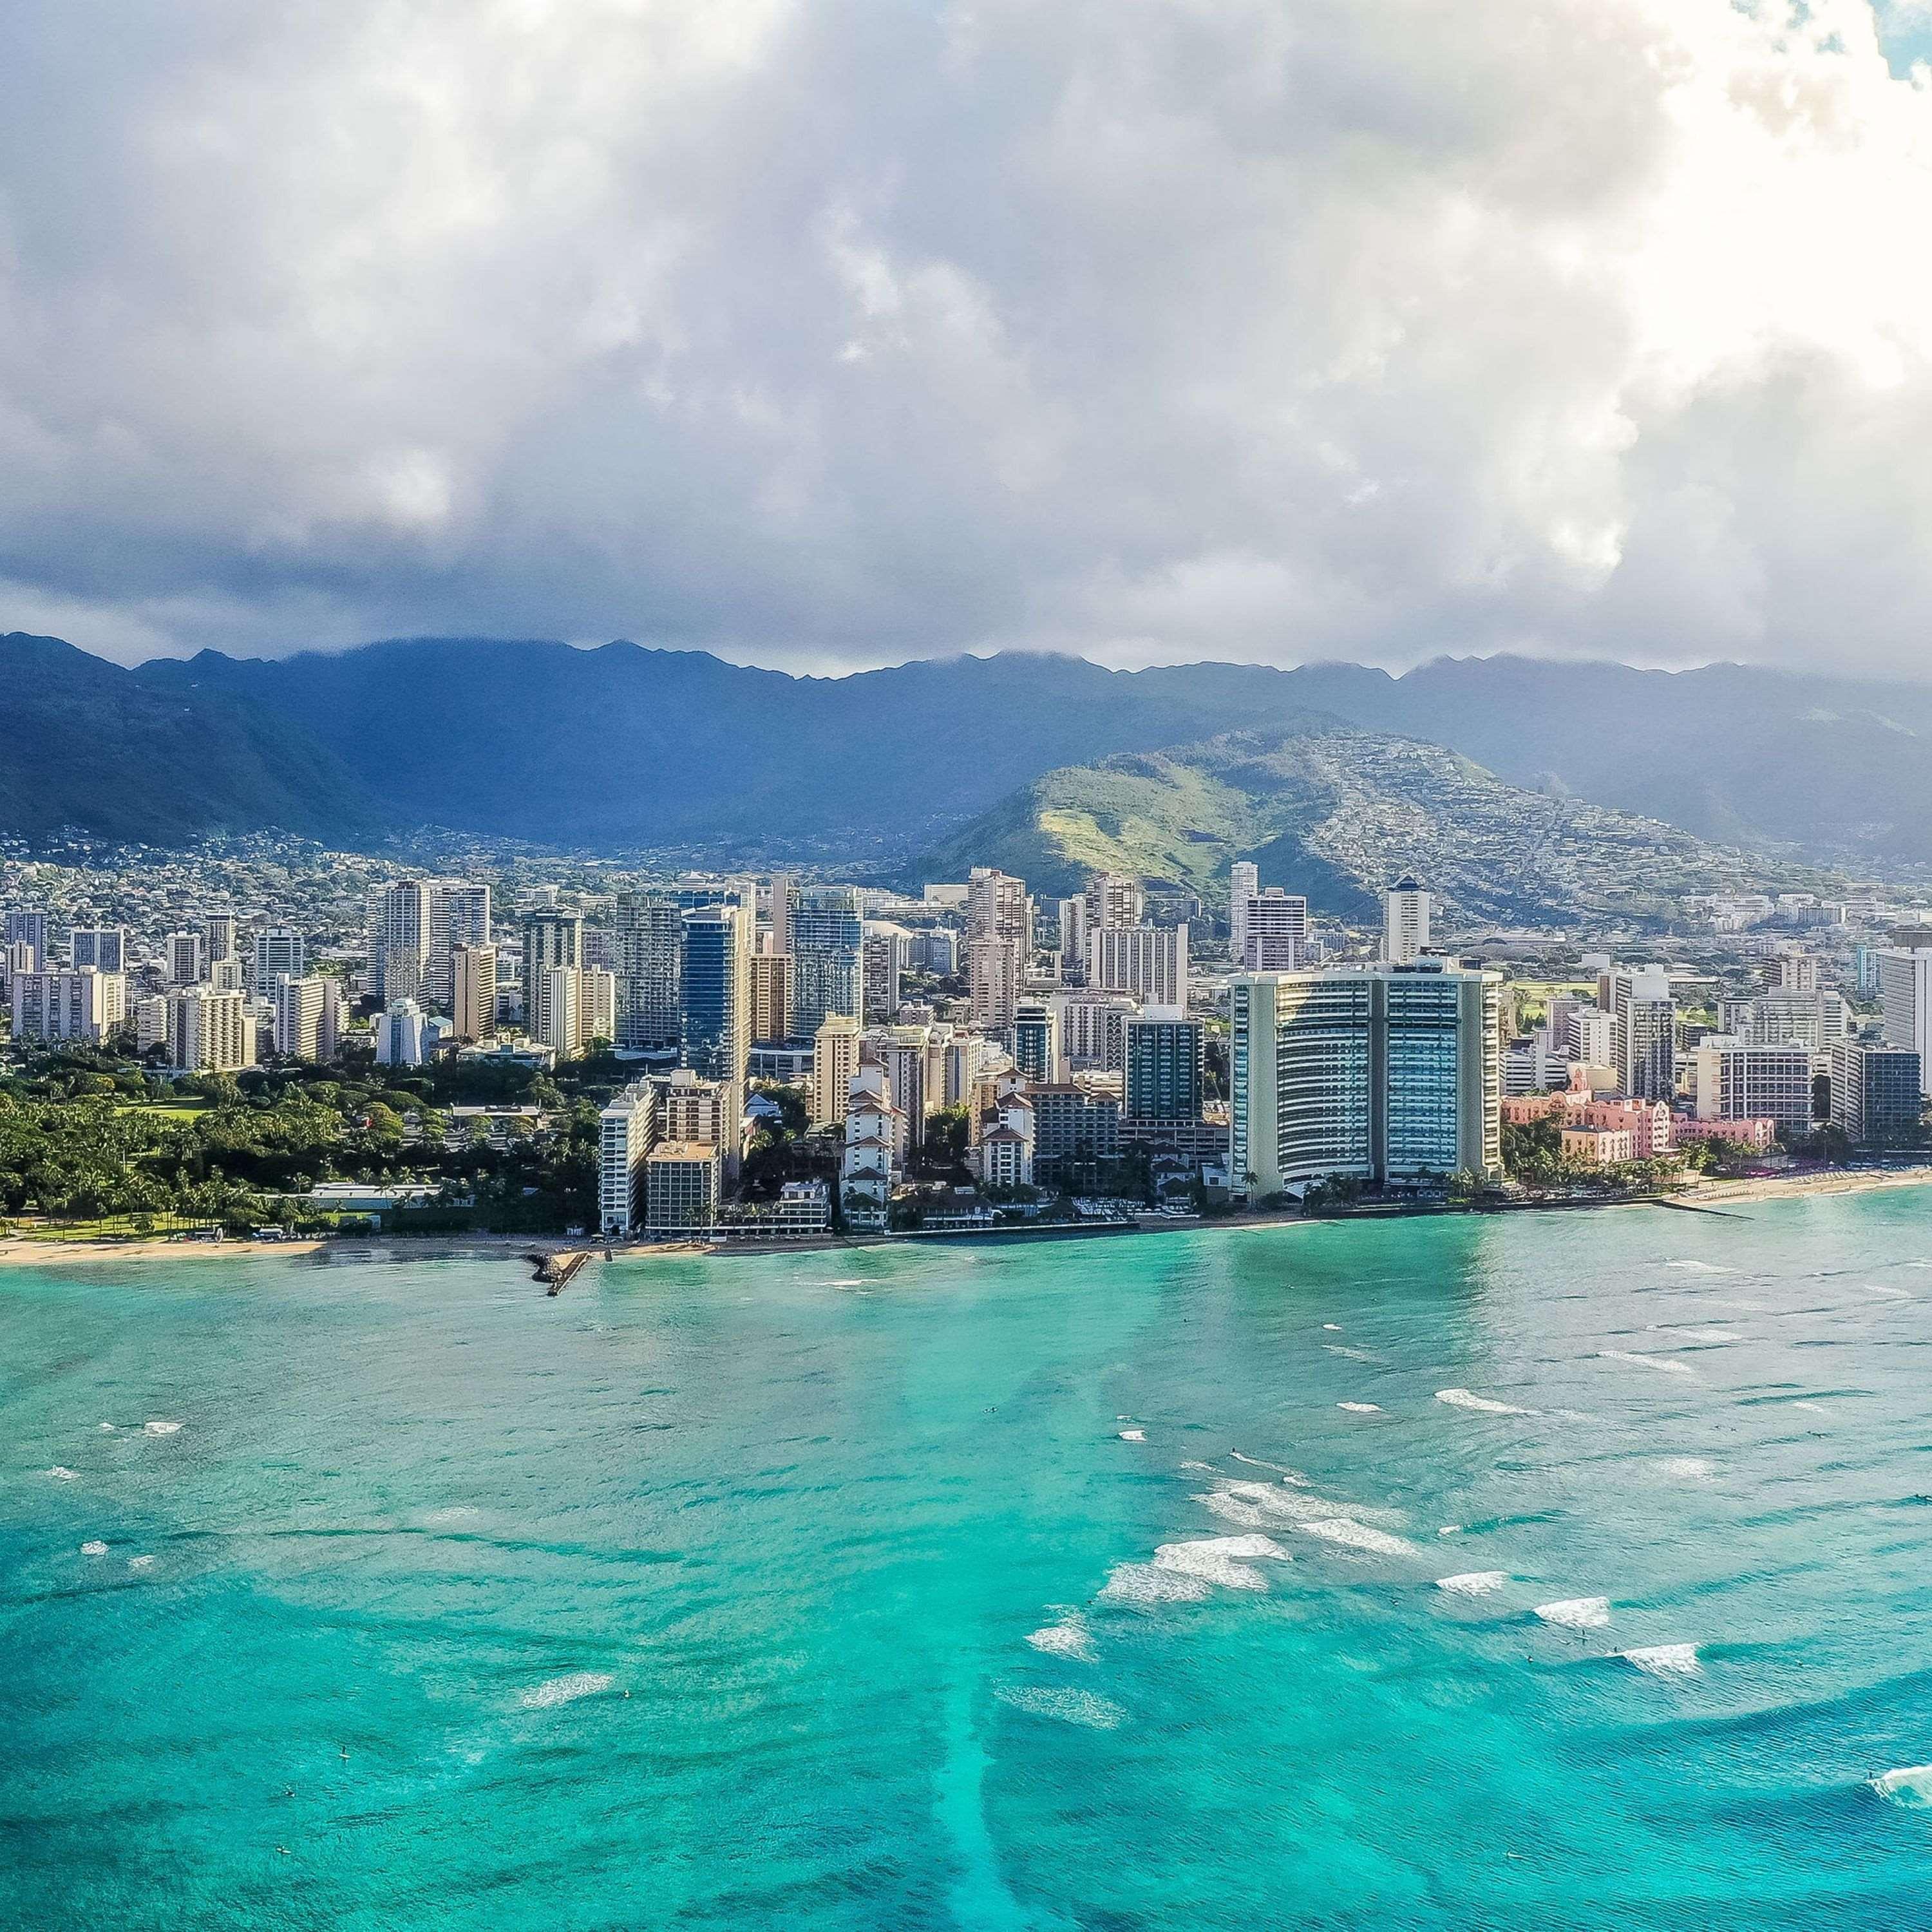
[1230,962,1502,1199]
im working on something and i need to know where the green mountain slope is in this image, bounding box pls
[0,633,381,844]
[913,726,1844,926]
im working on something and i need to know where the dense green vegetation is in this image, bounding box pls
[0,1043,611,1235]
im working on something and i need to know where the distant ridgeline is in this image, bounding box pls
[1,632,1921,908]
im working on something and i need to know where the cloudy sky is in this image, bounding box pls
[6,0,1932,676]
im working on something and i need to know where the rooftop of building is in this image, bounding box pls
[647,1140,720,1164]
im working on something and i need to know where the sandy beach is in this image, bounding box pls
[3,1162,1929,1271]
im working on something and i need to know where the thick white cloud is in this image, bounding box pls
[3,0,1932,674]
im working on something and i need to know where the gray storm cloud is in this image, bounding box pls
[2,0,1931,674]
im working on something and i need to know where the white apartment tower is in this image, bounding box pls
[1880,947,1932,1099]
[1384,877,1431,965]
[1088,923,1189,1009]
[1228,862,1259,965]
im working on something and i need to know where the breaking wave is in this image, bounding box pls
[520,1672,615,1709]
[1871,1765,1932,1807]
[1535,1596,1611,1630]
[1435,1388,1528,1416]
[1026,1613,1096,1662]
[1621,1643,1699,1676]
[1436,1571,1508,1596]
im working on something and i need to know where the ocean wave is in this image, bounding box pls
[46,1466,79,1481]
[80,1540,108,1556]
[1323,1344,1379,1363]
[1866,1285,1914,1301]
[995,1686,1126,1730]
[520,1672,615,1709]
[1153,1535,1292,1592]
[1099,1562,1211,1605]
[1117,1429,1146,1442]
[1025,1613,1096,1662]
[1621,1643,1699,1676]
[128,1555,155,1570]
[1657,1456,1714,1481]
[1228,1451,1309,1484]
[97,1422,117,1432]
[1294,1517,1412,1557]
[420,1506,483,1526]
[142,1420,184,1436]
[1178,1460,1215,1472]
[1598,1349,1698,1379]
[1337,1401,1382,1414]
[1438,1525,1463,1536]
[1665,1260,1739,1274]
[1535,1596,1611,1630]
[1437,1571,1508,1596]
[1436,1388,1529,1416]
[1871,1765,1932,1807]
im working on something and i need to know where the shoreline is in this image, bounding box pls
[3,1162,1930,1273]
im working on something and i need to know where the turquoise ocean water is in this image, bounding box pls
[6,1193,1932,1929]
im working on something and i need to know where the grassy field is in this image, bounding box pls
[112,1100,212,1122]
[3,1213,220,1243]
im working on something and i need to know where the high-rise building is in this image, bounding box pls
[653,1068,729,1147]
[1228,862,1260,963]
[71,927,127,973]
[612,892,683,1050]
[428,883,491,1008]
[841,1050,900,1231]
[1088,924,1189,1009]
[680,905,751,1157]
[1085,872,1144,933]
[453,944,498,1043]
[1611,966,1677,1101]
[202,914,237,966]
[967,868,1028,944]
[269,975,327,1061]
[1241,890,1307,971]
[167,931,206,986]
[525,911,584,1049]
[813,1014,862,1128]
[1879,947,1932,1099]
[792,889,865,1034]
[750,948,793,1045]
[1829,1041,1922,1144]
[374,999,448,1068]
[970,934,1024,1032]
[134,994,169,1054]
[533,963,613,1057]
[599,1080,658,1234]
[1052,989,1139,1072]
[252,928,305,990]
[367,882,431,1005]
[768,873,793,958]
[1230,963,1502,1198]
[1056,896,1088,985]
[1124,1009,1204,1123]
[1013,1001,1058,1082]
[1772,951,1819,993]
[1,940,39,994]
[169,986,253,1074]
[643,1142,721,1235]
[4,909,48,969]
[1383,877,1431,965]
[211,958,245,994]
[862,924,904,1023]
[1692,1039,1813,1133]
[10,969,126,1043]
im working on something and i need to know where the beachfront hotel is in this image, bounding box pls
[1229,960,1504,1200]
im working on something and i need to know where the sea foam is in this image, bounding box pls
[1535,1596,1611,1630]
[1099,1563,1211,1605]
[1621,1643,1699,1676]
[1598,1349,1697,1378]
[1117,1429,1146,1442]
[1437,1571,1508,1596]
[1228,1451,1309,1483]
[995,1686,1125,1730]
[1337,1401,1382,1414]
[46,1466,78,1481]
[142,1420,184,1436]
[1664,1260,1738,1274]
[1435,1388,1528,1416]
[80,1540,108,1557]
[1151,1535,1292,1592]
[1294,1517,1412,1557]
[520,1672,615,1709]
[1657,1456,1713,1481]
[1025,1613,1097,1662]
[1871,1765,1932,1807]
